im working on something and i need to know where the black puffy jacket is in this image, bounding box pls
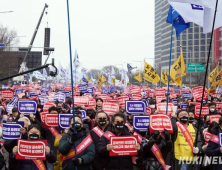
[142,137,172,170]
[97,126,142,170]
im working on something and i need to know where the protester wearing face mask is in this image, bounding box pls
[97,113,142,170]
[209,103,219,115]
[206,118,222,170]
[59,115,95,170]
[170,110,202,170]
[143,130,172,170]
[90,111,110,170]
[188,111,196,125]
[11,124,56,170]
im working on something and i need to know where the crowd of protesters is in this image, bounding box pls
[0,86,222,170]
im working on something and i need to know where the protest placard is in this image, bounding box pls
[2,121,24,140]
[125,101,145,115]
[133,116,149,132]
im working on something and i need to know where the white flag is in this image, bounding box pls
[59,63,66,77]
[73,49,80,69]
[42,68,48,78]
[168,0,222,33]
[111,67,116,79]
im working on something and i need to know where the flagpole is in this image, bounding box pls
[166,20,174,115]
[65,0,78,165]
[195,0,219,147]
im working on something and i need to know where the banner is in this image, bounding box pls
[74,96,89,106]
[210,115,221,123]
[182,92,191,99]
[146,107,152,114]
[133,116,149,132]
[63,91,71,98]
[18,100,37,115]
[87,87,94,95]
[86,99,96,109]
[125,101,146,115]
[157,103,173,114]
[1,90,14,99]
[15,89,24,94]
[192,86,208,100]
[59,113,72,129]
[216,102,222,110]
[194,106,209,118]
[102,102,119,116]
[149,114,173,133]
[110,135,138,156]
[2,121,24,139]
[45,114,58,127]
[53,92,66,103]
[16,139,47,160]
[180,103,188,110]
[172,99,177,106]
[117,95,129,107]
[156,96,166,104]
[43,102,56,112]
[155,89,165,96]
[78,84,88,93]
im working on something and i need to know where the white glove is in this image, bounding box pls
[193,147,199,154]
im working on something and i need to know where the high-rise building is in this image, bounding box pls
[155,0,215,85]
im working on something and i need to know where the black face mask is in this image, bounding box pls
[189,117,195,123]
[75,123,81,130]
[180,116,188,124]
[57,108,62,113]
[29,133,40,140]
[115,123,124,131]
[98,119,107,126]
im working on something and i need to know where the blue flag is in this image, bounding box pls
[82,76,88,84]
[127,63,136,74]
[166,6,190,39]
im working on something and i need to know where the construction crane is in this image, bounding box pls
[13,3,48,84]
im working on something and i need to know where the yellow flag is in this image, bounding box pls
[170,49,186,81]
[134,70,142,82]
[112,78,115,85]
[86,76,91,83]
[98,73,101,80]
[161,71,167,85]
[174,77,182,88]
[143,61,160,83]
[208,65,219,83]
[101,75,106,82]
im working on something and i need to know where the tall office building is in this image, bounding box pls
[155,0,215,85]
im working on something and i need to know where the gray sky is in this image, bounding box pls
[0,0,154,71]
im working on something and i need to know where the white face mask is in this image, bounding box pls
[210,108,215,112]
[149,105,155,109]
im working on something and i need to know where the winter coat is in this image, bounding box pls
[205,129,222,170]
[90,125,110,170]
[97,126,142,170]
[10,144,56,170]
[58,128,95,170]
[142,137,172,170]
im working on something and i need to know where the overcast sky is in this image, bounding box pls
[0,0,154,71]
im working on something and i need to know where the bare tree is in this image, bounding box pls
[191,72,205,86]
[0,24,19,52]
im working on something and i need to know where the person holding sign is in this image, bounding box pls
[11,124,56,170]
[206,117,222,170]
[59,115,95,170]
[170,110,202,170]
[97,113,142,170]
[90,111,110,170]
[143,130,172,170]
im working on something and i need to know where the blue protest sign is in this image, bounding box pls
[15,89,24,94]
[87,87,94,95]
[2,121,24,139]
[18,100,37,115]
[78,84,88,93]
[174,87,181,93]
[172,99,177,106]
[182,92,191,99]
[81,110,87,120]
[141,98,149,107]
[53,92,66,103]
[70,109,87,120]
[125,101,146,115]
[63,91,71,98]
[133,116,149,132]
[58,89,64,92]
[41,87,49,93]
[59,113,72,129]
[180,103,188,110]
